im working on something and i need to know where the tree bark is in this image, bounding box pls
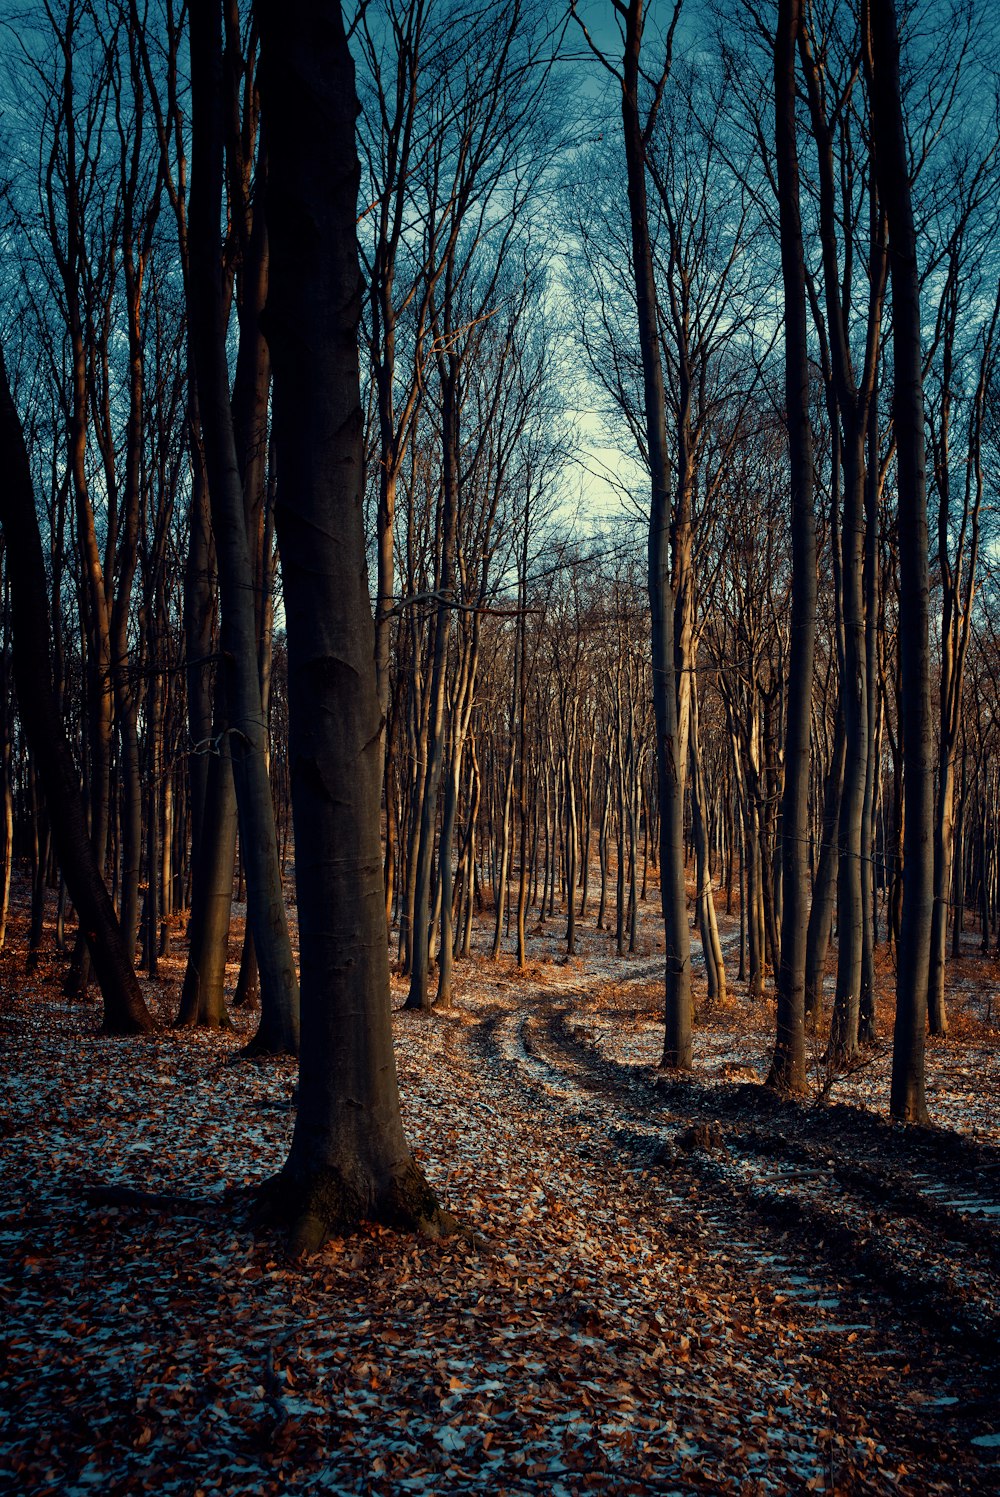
[0,345,155,1034]
[619,0,691,1067]
[869,0,932,1124]
[188,0,299,1056]
[768,0,815,1094]
[258,0,452,1250]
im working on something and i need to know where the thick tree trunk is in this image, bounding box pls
[258,0,452,1250]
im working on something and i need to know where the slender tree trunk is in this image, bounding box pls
[0,597,13,953]
[27,790,49,977]
[768,0,815,1094]
[830,437,868,1064]
[620,0,691,1066]
[145,668,162,980]
[805,703,846,1021]
[406,368,459,1009]
[185,435,215,871]
[691,685,726,1005]
[951,742,967,959]
[436,731,462,1008]
[189,1,299,1055]
[0,346,154,1033]
[233,928,260,1009]
[160,766,173,956]
[869,0,932,1124]
[859,399,881,1045]
[177,723,238,1030]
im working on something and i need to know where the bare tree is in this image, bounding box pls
[188,0,299,1055]
[767,0,815,1096]
[572,0,692,1066]
[868,0,932,1124]
[0,342,155,1033]
[257,0,454,1250]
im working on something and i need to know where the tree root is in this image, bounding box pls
[238,1029,297,1061]
[83,1184,216,1215]
[256,1158,459,1258]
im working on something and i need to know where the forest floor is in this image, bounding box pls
[1,882,1000,1495]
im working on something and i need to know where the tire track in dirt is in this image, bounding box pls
[548,1002,1000,1262]
[524,996,1000,1363]
[458,992,1000,1489]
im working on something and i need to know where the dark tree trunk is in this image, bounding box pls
[176,721,237,1031]
[406,364,459,1009]
[184,437,215,871]
[188,0,299,1055]
[0,346,155,1034]
[869,0,932,1124]
[768,0,816,1095]
[619,0,692,1067]
[258,0,452,1251]
[805,703,846,1021]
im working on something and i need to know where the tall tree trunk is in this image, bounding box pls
[258,0,451,1249]
[177,718,238,1030]
[805,703,846,1021]
[189,0,298,1055]
[619,0,691,1066]
[769,0,815,1093]
[951,740,967,959]
[869,0,932,1124]
[691,684,726,1004]
[830,435,868,1063]
[859,393,881,1045]
[406,366,459,1009]
[0,346,154,1034]
[184,435,215,871]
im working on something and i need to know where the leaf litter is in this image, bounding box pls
[0,901,999,1494]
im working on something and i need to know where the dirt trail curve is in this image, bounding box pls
[426,962,1000,1495]
[2,955,999,1495]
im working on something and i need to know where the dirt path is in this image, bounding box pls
[444,976,1000,1491]
[1,951,998,1494]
